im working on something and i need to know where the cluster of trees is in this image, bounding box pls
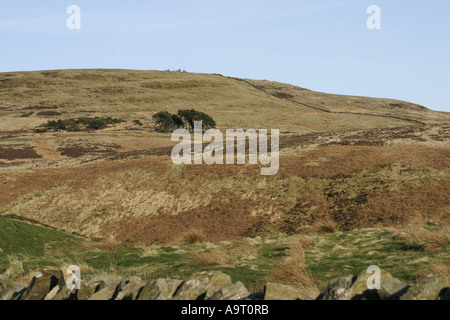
[152,109,216,133]
[44,117,121,132]
[46,120,67,131]
[37,110,216,134]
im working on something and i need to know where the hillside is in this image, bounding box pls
[0,69,448,295]
[1,69,448,134]
[245,78,447,125]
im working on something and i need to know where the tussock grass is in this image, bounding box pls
[268,236,320,298]
[189,247,234,267]
[4,254,26,282]
[417,263,450,281]
[182,229,207,245]
[139,246,159,258]
[99,236,123,271]
[393,214,450,251]
[290,234,314,250]
[225,239,259,260]
[313,217,340,234]
[394,227,449,251]
[188,239,260,267]
[246,280,266,294]
[5,254,25,277]
[47,254,94,273]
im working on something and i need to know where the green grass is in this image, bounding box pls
[1,216,448,291]
[0,217,83,264]
[305,229,449,285]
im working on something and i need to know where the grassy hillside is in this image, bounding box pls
[1,69,448,134]
[0,216,82,258]
[0,69,448,289]
[0,216,84,281]
[1,125,448,244]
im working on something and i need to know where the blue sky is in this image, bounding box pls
[0,0,449,112]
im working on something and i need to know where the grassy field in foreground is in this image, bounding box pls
[1,216,448,292]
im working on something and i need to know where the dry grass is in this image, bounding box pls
[1,120,449,246]
[48,254,95,272]
[139,246,159,258]
[312,216,340,234]
[392,213,450,251]
[188,239,259,267]
[246,280,266,294]
[3,69,441,134]
[2,143,449,244]
[268,237,320,298]
[417,263,450,281]
[99,236,122,271]
[182,229,207,245]
[189,246,235,266]
[289,234,314,250]
[2,254,41,286]
[394,226,450,251]
[225,239,259,260]
[246,78,448,125]
[4,255,25,281]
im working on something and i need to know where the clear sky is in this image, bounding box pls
[1,0,449,112]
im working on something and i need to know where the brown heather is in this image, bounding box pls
[1,142,449,244]
[0,69,449,247]
[268,236,320,298]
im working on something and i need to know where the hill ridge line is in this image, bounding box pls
[223,75,427,126]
